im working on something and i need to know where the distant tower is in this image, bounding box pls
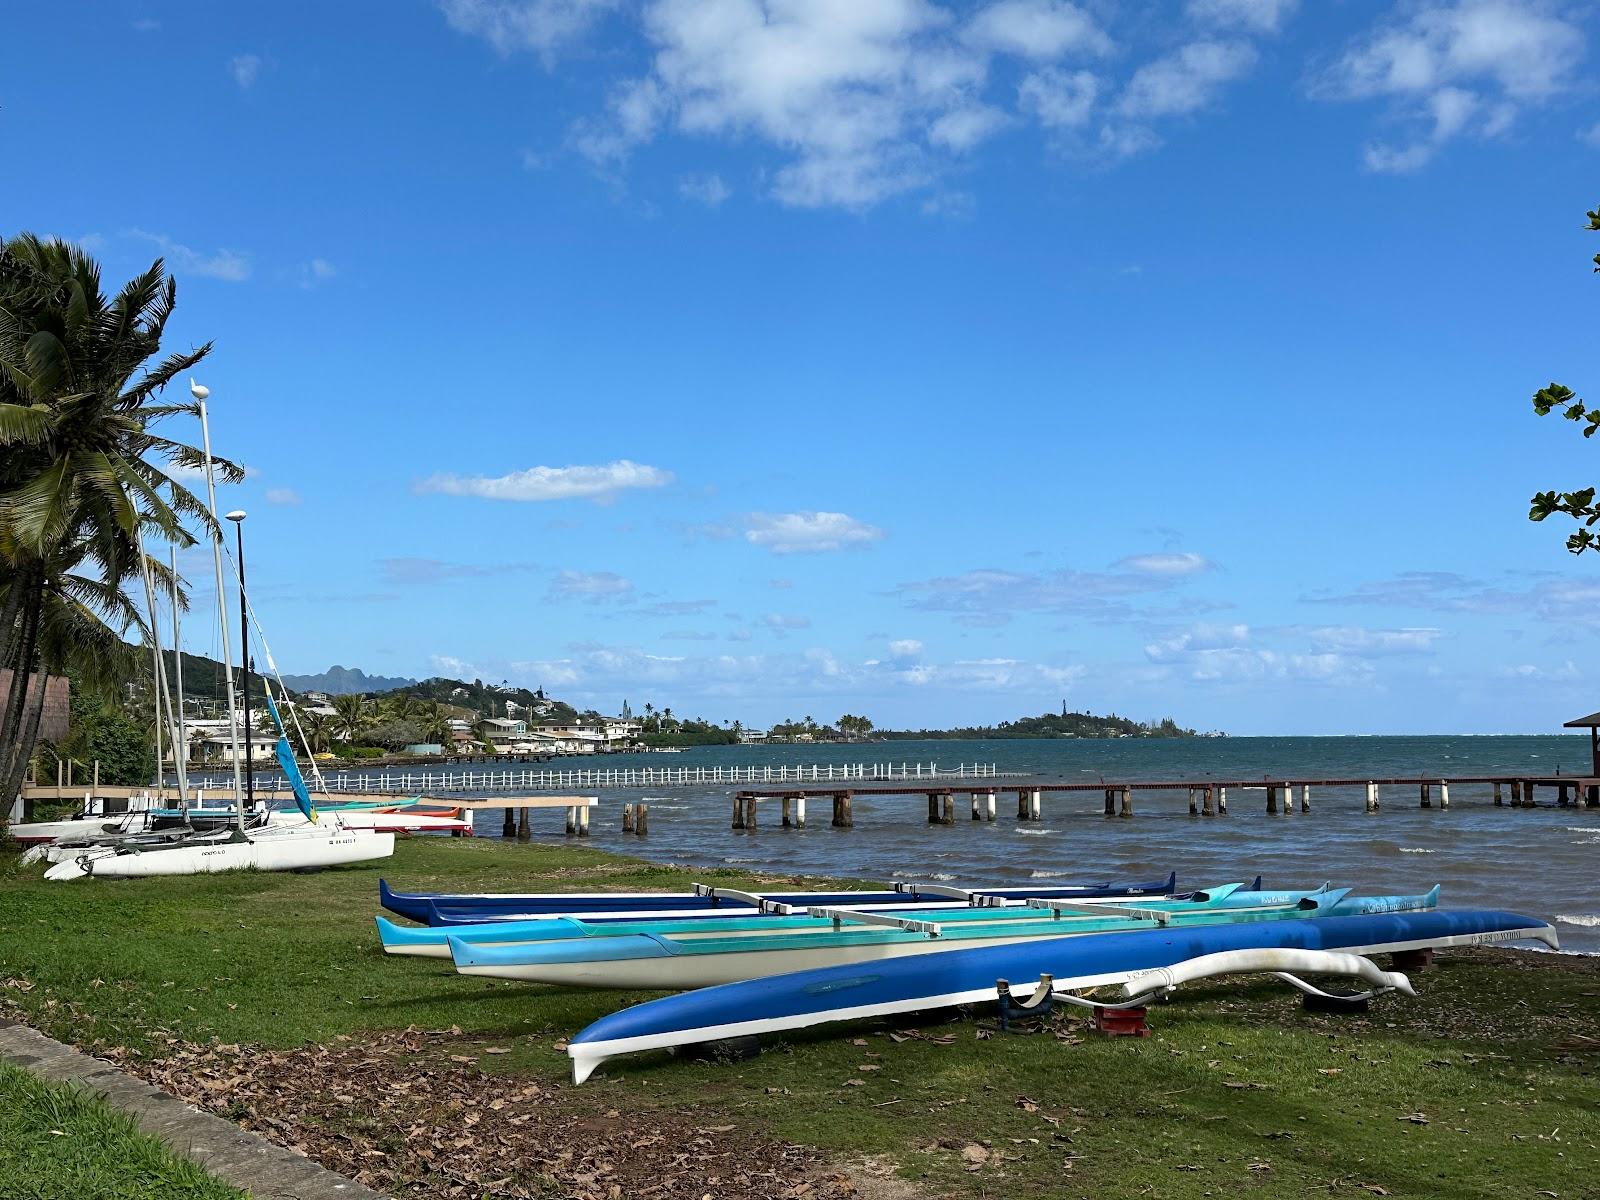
[1061,699,1067,717]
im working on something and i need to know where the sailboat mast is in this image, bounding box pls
[195,387,245,824]
[134,523,189,809]
[167,545,190,802]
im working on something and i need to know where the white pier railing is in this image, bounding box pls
[248,761,1004,794]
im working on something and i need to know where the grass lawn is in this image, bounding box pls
[2,835,1597,1199]
[0,1060,244,1200]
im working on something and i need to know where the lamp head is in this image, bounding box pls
[189,379,209,401]
[225,510,246,523]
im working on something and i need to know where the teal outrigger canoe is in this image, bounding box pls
[447,886,1442,990]
[379,881,1306,959]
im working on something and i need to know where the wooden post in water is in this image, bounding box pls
[1438,782,1449,810]
[1118,788,1132,818]
[1364,782,1379,813]
[565,805,578,836]
[1420,782,1431,809]
[1299,784,1310,814]
[732,794,746,830]
[1103,788,1115,817]
[1218,786,1228,815]
[1522,780,1537,809]
[1202,784,1215,817]
[832,792,852,828]
[1188,787,1198,816]
[1494,781,1504,807]
[502,807,515,838]
[941,793,955,824]
[1587,784,1600,808]
[1281,782,1293,818]
[516,808,531,843]
[985,790,997,821]
[795,795,806,827]
[744,795,758,829]
[622,803,635,833]
[1266,785,1278,815]
[1029,789,1042,820]
[1558,782,1571,806]
[578,804,591,837]
[971,792,982,820]
[782,796,794,827]
[1510,780,1523,807]
[928,793,941,824]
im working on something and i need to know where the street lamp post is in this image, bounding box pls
[226,510,253,809]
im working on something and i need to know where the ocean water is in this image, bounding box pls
[371,736,1599,952]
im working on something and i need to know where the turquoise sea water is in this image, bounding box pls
[346,737,1600,951]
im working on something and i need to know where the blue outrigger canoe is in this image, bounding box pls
[566,908,1558,1084]
[380,871,1186,927]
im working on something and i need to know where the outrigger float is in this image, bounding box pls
[565,908,1559,1085]
[447,887,1445,990]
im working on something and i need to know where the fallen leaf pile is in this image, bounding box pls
[101,1028,859,1200]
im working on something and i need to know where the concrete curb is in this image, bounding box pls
[0,1021,389,1200]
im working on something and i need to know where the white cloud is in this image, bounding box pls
[415,459,674,502]
[1119,40,1257,119]
[763,612,812,632]
[888,638,924,661]
[1118,551,1213,576]
[265,487,302,505]
[550,569,635,602]
[929,103,1010,151]
[678,172,732,205]
[230,54,262,89]
[127,230,251,283]
[1187,0,1297,34]
[964,1,1111,60]
[438,0,619,56]
[1018,68,1098,128]
[1302,625,1440,656]
[1579,120,1600,148]
[744,511,885,554]
[1317,0,1585,172]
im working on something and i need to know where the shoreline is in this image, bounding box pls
[4,837,1599,1198]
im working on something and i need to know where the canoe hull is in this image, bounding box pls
[51,829,396,879]
[566,909,1557,1084]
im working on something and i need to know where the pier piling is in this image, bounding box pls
[1218,786,1228,815]
[744,795,758,829]
[971,793,982,820]
[1420,782,1431,809]
[635,802,648,835]
[1300,784,1311,814]
[1202,784,1215,817]
[1118,788,1132,818]
[1187,787,1198,816]
[731,795,746,830]
[831,792,852,828]
[985,790,997,821]
[1494,781,1503,806]
[1266,785,1278,815]
[1103,788,1116,817]
[516,808,530,843]
[622,803,634,833]
[1282,782,1294,818]
[1438,782,1448,810]
[501,808,515,838]
[578,805,591,837]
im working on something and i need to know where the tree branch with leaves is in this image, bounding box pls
[1528,206,1600,554]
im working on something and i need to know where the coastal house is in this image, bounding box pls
[525,730,594,754]
[479,717,527,748]
[738,728,769,744]
[196,731,279,764]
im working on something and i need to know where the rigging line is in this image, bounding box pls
[216,539,328,796]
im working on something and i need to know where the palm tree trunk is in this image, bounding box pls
[0,582,43,780]
[0,572,27,673]
[1,657,50,824]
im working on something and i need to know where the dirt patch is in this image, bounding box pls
[100,1027,870,1200]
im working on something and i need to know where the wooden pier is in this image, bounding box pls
[728,773,1600,828]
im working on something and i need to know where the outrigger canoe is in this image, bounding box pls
[566,908,1558,1084]
[387,872,1186,927]
[450,887,1444,991]
[380,881,1290,959]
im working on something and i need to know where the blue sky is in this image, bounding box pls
[7,0,1599,733]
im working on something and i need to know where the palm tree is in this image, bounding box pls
[0,234,241,807]
[331,693,370,744]
[301,710,334,755]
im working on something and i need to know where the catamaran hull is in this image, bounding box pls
[380,873,1180,924]
[272,812,470,835]
[566,909,1558,1084]
[50,829,396,879]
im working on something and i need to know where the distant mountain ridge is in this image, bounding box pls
[280,665,419,695]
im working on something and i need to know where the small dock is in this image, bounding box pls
[728,774,1600,828]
